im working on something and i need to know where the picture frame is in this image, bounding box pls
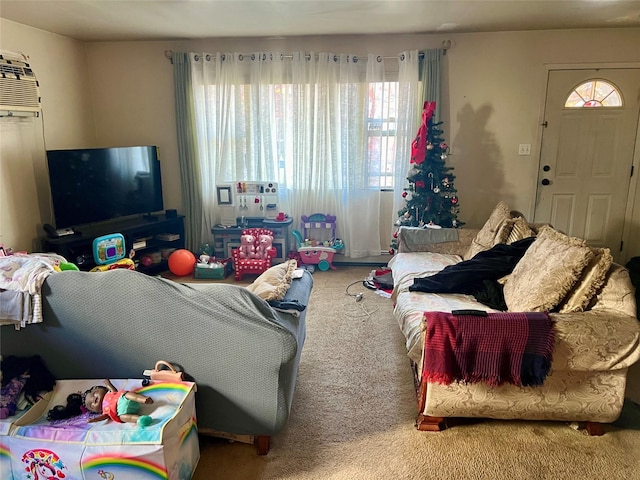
[216,185,233,205]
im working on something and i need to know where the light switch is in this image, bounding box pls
[518,144,531,155]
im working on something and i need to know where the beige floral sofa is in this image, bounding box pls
[389,202,640,434]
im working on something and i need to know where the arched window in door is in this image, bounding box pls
[565,79,623,108]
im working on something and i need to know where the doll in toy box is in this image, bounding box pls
[47,378,155,427]
[0,379,199,480]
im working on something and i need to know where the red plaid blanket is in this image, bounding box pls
[422,311,555,387]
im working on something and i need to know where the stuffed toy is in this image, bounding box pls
[256,234,273,259]
[239,234,256,259]
[47,379,154,427]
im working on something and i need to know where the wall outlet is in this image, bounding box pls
[518,144,531,155]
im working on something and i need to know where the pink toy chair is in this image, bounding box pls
[231,228,277,280]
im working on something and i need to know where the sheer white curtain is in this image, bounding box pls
[392,50,421,230]
[189,51,417,257]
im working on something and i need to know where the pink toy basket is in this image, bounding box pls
[292,229,336,271]
[297,246,337,271]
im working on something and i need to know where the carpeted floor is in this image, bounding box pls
[190,266,640,479]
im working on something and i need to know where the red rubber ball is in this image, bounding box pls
[168,249,196,276]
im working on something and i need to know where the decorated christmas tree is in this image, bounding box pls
[390,101,462,253]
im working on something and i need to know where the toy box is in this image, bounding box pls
[0,379,199,480]
[194,258,232,279]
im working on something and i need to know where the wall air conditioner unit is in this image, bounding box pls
[0,54,41,117]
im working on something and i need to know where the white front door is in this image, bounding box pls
[534,68,640,261]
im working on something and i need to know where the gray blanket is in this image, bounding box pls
[398,226,459,251]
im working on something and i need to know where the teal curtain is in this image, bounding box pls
[172,52,204,252]
[419,49,444,122]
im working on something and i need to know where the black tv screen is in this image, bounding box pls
[47,146,164,229]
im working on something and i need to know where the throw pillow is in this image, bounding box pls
[463,201,513,260]
[246,259,298,301]
[557,247,613,313]
[505,217,536,244]
[503,225,595,312]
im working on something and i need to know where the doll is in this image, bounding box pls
[47,379,154,427]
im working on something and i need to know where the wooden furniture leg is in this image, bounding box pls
[585,422,604,436]
[254,435,271,455]
[416,414,448,431]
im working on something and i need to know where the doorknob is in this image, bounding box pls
[541,179,550,186]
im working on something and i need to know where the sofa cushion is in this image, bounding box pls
[464,201,512,260]
[557,247,613,313]
[591,263,638,317]
[504,217,536,244]
[503,226,595,312]
[246,259,298,301]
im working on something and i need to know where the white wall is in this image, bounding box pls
[0,19,96,251]
[83,28,640,257]
[2,20,639,259]
[448,28,640,227]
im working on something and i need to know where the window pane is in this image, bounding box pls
[575,81,594,100]
[565,79,622,108]
[565,91,585,107]
[602,90,622,106]
[366,81,399,188]
[594,81,614,102]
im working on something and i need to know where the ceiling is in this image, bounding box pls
[1,0,639,42]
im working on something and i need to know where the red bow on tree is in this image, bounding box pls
[410,101,436,165]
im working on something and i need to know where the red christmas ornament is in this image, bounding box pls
[388,248,395,255]
[452,196,459,205]
[402,191,407,198]
[415,180,425,188]
[393,231,398,238]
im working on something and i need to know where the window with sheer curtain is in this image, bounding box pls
[174,50,420,256]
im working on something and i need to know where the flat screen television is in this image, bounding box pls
[47,146,164,229]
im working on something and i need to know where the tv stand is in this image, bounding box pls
[42,214,185,274]
[143,213,160,221]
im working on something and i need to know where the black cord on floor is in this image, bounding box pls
[345,280,364,300]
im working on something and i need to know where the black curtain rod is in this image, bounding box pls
[164,42,450,62]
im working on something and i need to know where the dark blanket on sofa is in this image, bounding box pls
[422,310,555,387]
[408,237,536,310]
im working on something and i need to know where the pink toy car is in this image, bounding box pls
[296,245,336,271]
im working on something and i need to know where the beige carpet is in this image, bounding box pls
[192,266,640,480]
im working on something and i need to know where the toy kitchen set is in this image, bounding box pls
[212,181,292,263]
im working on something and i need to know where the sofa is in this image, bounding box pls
[0,262,313,454]
[389,202,640,434]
